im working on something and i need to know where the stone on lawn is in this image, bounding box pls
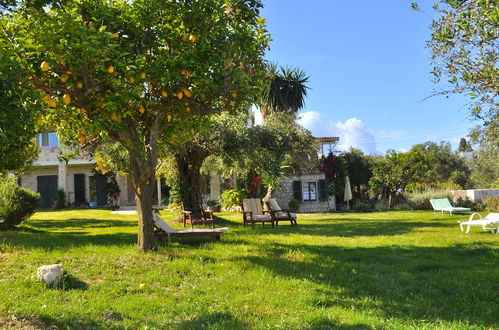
[37,264,63,288]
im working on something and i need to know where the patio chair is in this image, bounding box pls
[153,212,229,242]
[241,198,274,229]
[263,198,297,226]
[430,198,471,214]
[459,213,499,234]
[181,201,215,228]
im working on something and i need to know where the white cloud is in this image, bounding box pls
[298,111,377,154]
[297,111,329,136]
[331,118,377,154]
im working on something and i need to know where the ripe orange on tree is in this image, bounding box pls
[40,61,49,72]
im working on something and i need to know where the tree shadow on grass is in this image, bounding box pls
[37,314,102,330]
[2,231,137,250]
[235,242,499,328]
[214,211,458,238]
[306,318,373,330]
[26,218,136,230]
[222,220,455,239]
[173,312,249,329]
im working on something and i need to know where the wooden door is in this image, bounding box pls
[74,174,86,204]
[37,175,58,208]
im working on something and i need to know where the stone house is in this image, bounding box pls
[272,137,339,213]
[274,169,335,213]
[21,132,338,211]
[18,131,141,208]
[207,136,339,213]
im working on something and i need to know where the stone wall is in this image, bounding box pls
[65,165,95,204]
[20,164,96,204]
[35,147,60,165]
[20,166,58,193]
[35,145,95,166]
[274,173,333,213]
[451,189,499,202]
[19,144,133,206]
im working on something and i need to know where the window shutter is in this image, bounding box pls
[292,181,302,201]
[318,179,327,201]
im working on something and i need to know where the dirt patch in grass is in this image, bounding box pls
[0,316,50,329]
[82,278,105,285]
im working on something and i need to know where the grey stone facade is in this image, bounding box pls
[18,134,137,207]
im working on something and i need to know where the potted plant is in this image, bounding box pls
[206,199,220,212]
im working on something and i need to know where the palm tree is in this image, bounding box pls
[259,64,310,205]
[260,64,309,120]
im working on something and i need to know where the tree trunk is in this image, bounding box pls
[129,154,157,252]
[175,145,207,203]
[260,104,270,122]
[114,115,165,252]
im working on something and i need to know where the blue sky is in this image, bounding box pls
[259,0,475,154]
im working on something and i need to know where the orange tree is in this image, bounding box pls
[4,0,268,250]
[0,40,41,174]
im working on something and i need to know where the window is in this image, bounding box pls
[303,182,317,201]
[38,132,58,148]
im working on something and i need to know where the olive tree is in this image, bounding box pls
[413,0,498,125]
[4,0,268,251]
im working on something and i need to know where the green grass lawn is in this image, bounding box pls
[0,209,498,329]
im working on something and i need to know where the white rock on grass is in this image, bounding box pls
[37,264,63,288]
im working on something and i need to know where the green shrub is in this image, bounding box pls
[406,188,452,210]
[54,189,66,209]
[219,188,247,209]
[392,203,412,211]
[483,196,499,212]
[353,202,371,212]
[454,197,484,211]
[206,200,218,207]
[206,199,220,211]
[0,178,40,229]
[374,199,389,212]
[288,199,301,212]
[406,181,463,193]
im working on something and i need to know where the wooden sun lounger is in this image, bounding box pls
[153,213,229,242]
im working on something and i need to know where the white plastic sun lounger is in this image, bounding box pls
[459,213,499,234]
[430,198,471,214]
[152,213,229,242]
